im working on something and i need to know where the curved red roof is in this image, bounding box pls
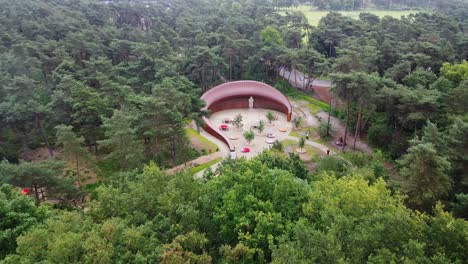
[200,81,292,153]
[201,80,292,114]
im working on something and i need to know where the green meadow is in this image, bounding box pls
[278,5,420,26]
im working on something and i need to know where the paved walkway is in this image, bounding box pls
[166,151,222,175]
[193,126,232,178]
[278,67,332,90]
[166,124,231,175]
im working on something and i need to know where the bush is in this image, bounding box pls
[272,140,284,151]
[315,156,349,177]
[292,117,303,129]
[318,121,333,139]
[368,116,392,150]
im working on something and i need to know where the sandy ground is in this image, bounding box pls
[291,100,319,127]
[316,111,372,153]
[209,108,292,159]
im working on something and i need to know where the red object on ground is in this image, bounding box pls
[241,147,250,153]
[21,188,30,195]
[220,124,228,130]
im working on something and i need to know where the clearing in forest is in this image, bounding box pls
[277,5,420,26]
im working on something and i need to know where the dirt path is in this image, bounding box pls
[291,100,319,127]
[316,111,372,153]
[166,151,223,175]
[166,124,231,176]
[278,67,332,103]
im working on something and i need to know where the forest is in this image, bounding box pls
[0,0,467,263]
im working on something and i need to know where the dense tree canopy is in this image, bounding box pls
[0,0,467,262]
[1,155,466,263]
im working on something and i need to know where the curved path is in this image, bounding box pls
[285,135,334,155]
[193,127,231,178]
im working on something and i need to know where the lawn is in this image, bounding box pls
[289,127,327,143]
[190,157,223,174]
[185,127,219,153]
[276,80,330,114]
[290,93,330,114]
[282,139,323,157]
[278,5,419,26]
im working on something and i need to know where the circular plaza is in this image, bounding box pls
[201,80,293,158]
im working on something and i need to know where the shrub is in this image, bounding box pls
[318,121,333,139]
[272,140,283,151]
[292,117,303,129]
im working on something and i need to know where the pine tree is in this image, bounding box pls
[55,125,94,194]
[398,142,452,211]
[98,110,144,170]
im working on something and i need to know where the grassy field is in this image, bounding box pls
[278,5,419,26]
[190,157,222,174]
[282,139,322,161]
[185,127,219,153]
[289,93,330,115]
[276,80,330,114]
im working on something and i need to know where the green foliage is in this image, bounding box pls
[55,125,95,194]
[451,193,468,219]
[256,151,309,180]
[185,127,218,153]
[0,0,467,262]
[291,116,302,129]
[190,157,222,175]
[260,26,284,47]
[273,175,467,263]
[275,80,330,114]
[315,156,350,178]
[298,136,306,149]
[265,111,276,124]
[160,231,212,263]
[232,114,244,129]
[258,120,265,134]
[440,60,468,85]
[0,159,78,204]
[98,110,144,170]
[243,130,255,144]
[2,156,467,263]
[0,184,51,259]
[202,157,310,261]
[271,140,284,152]
[318,121,333,139]
[398,142,452,211]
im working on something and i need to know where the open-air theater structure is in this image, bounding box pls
[200,80,292,156]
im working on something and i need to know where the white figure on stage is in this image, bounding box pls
[248,96,254,109]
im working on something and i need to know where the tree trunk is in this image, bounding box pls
[35,113,54,157]
[239,55,243,80]
[34,184,40,205]
[361,114,371,136]
[327,96,332,136]
[171,139,177,164]
[294,67,298,89]
[342,96,350,152]
[353,110,362,150]
[229,56,232,81]
[75,156,83,193]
